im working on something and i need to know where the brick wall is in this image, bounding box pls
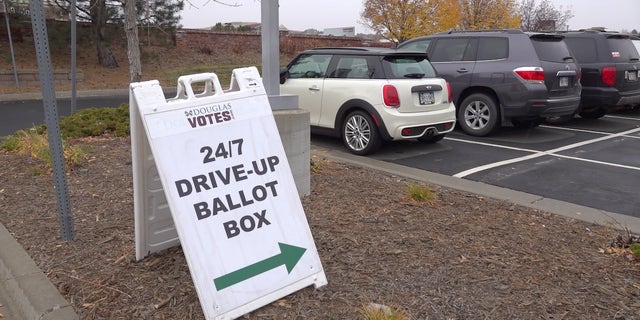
[175,29,388,56]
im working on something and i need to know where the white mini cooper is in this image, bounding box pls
[280,47,456,155]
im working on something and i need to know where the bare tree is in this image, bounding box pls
[123,0,140,82]
[519,0,573,31]
[89,0,118,68]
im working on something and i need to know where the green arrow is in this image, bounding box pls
[214,242,306,291]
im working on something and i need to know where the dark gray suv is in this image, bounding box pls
[398,29,582,136]
[559,29,640,119]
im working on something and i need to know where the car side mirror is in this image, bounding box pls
[280,67,289,84]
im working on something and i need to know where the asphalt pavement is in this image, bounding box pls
[1,91,640,319]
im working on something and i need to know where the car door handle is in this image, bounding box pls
[309,86,321,92]
[456,68,469,73]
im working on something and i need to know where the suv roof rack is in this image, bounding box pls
[438,29,523,35]
[310,47,372,52]
[558,27,622,34]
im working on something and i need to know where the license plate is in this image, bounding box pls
[419,91,435,105]
[559,76,569,87]
[628,71,638,81]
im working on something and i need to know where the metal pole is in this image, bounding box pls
[261,0,297,110]
[70,0,77,113]
[261,0,279,96]
[2,0,19,88]
[29,0,76,241]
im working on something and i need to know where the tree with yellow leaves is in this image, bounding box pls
[458,0,521,30]
[361,0,461,43]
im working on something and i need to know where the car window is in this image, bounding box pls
[330,56,372,79]
[530,36,573,62]
[633,40,640,56]
[430,38,473,62]
[287,54,332,79]
[606,37,640,61]
[399,39,431,52]
[477,37,508,60]
[382,56,437,79]
[563,37,597,63]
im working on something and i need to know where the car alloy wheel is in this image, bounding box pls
[458,93,499,136]
[342,110,381,155]
[464,101,490,129]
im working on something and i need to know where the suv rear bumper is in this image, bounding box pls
[503,96,581,118]
[580,87,640,109]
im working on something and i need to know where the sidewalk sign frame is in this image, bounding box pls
[129,67,327,319]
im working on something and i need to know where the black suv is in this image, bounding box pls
[398,29,582,136]
[559,29,640,119]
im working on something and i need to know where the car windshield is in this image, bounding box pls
[382,56,436,79]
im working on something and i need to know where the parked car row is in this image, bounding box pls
[398,28,640,134]
[278,28,640,155]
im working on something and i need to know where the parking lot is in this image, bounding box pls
[312,109,640,219]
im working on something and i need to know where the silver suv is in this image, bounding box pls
[398,29,582,136]
[280,47,456,155]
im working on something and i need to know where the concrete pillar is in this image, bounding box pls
[273,109,311,197]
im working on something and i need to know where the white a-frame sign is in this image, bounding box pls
[129,67,327,320]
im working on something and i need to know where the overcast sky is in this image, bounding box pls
[179,0,640,34]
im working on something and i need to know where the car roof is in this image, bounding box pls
[397,29,530,46]
[435,29,524,35]
[301,46,427,57]
[558,28,633,39]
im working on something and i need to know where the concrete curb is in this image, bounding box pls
[0,223,78,320]
[312,147,640,235]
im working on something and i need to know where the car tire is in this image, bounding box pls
[579,107,607,119]
[342,110,381,155]
[458,93,499,136]
[417,133,445,143]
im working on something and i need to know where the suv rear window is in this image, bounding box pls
[530,36,573,62]
[563,37,597,63]
[564,36,640,63]
[382,56,437,79]
[606,36,640,61]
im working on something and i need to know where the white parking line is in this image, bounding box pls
[540,124,640,139]
[539,125,611,135]
[450,127,640,178]
[604,114,640,121]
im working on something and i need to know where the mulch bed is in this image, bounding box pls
[0,136,639,319]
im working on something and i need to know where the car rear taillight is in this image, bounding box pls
[514,67,545,82]
[383,84,400,107]
[446,82,453,103]
[577,69,582,81]
[601,66,616,86]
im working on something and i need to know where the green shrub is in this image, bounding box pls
[1,127,87,172]
[1,103,128,171]
[58,103,130,138]
[406,183,436,203]
[310,157,324,173]
[631,243,640,259]
[358,303,409,320]
[1,135,20,152]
